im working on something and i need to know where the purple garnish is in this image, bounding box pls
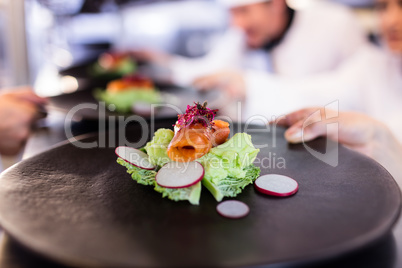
[175,101,218,129]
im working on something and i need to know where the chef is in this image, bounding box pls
[0,87,46,170]
[277,107,402,188]
[134,0,367,87]
[244,0,402,141]
[264,0,402,185]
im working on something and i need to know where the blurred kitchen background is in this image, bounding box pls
[0,0,377,95]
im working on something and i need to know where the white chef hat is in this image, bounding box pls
[217,0,272,8]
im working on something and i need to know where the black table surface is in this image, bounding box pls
[0,111,401,268]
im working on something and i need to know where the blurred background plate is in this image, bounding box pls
[0,124,400,267]
[47,84,225,120]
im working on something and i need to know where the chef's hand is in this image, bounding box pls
[130,49,172,65]
[193,70,246,99]
[0,87,47,156]
[276,107,402,188]
[275,107,393,157]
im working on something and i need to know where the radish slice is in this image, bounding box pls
[216,200,249,219]
[156,161,204,189]
[115,146,155,170]
[255,174,299,197]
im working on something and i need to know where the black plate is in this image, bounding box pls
[48,86,224,120]
[59,57,143,81]
[54,59,225,120]
[0,124,400,267]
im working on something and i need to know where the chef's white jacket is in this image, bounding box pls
[244,45,402,140]
[244,44,402,186]
[169,0,367,85]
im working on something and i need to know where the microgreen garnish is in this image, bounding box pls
[176,101,218,128]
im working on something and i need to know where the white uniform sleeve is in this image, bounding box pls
[169,29,245,86]
[244,45,402,188]
[243,44,384,121]
[273,1,367,76]
[323,2,367,65]
[243,69,362,121]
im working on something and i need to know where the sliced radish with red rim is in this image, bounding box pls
[255,174,299,197]
[216,200,249,219]
[115,146,155,170]
[156,161,204,189]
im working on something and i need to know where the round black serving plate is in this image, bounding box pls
[54,58,225,120]
[48,85,223,120]
[0,124,400,267]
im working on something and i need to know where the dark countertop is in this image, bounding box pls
[0,111,401,268]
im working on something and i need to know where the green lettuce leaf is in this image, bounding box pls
[117,157,201,205]
[209,133,260,169]
[201,165,260,202]
[154,182,201,205]
[198,133,260,201]
[117,157,156,186]
[213,165,260,197]
[94,88,162,114]
[90,57,137,77]
[144,128,174,167]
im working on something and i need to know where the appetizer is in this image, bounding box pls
[94,75,162,113]
[116,102,260,205]
[91,52,136,78]
[167,102,230,162]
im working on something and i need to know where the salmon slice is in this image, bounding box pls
[167,120,230,162]
[212,120,230,146]
[167,123,212,162]
[107,78,153,93]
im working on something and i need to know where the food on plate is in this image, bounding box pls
[91,52,136,77]
[117,157,202,205]
[106,75,154,92]
[211,119,231,146]
[167,102,230,162]
[116,102,260,205]
[254,174,299,197]
[115,147,155,170]
[94,75,162,113]
[216,200,250,219]
[144,128,174,167]
[198,133,261,202]
[156,161,204,189]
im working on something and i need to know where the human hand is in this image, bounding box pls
[130,49,171,65]
[0,87,47,155]
[192,70,246,99]
[275,107,396,158]
[276,107,402,188]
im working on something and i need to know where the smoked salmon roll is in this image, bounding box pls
[167,123,213,162]
[167,121,230,162]
[167,102,231,162]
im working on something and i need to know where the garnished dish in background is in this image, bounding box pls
[116,102,261,205]
[94,74,162,113]
[90,52,137,78]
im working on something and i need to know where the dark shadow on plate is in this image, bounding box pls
[0,232,396,268]
[294,232,396,268]
[0,234,71,268]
